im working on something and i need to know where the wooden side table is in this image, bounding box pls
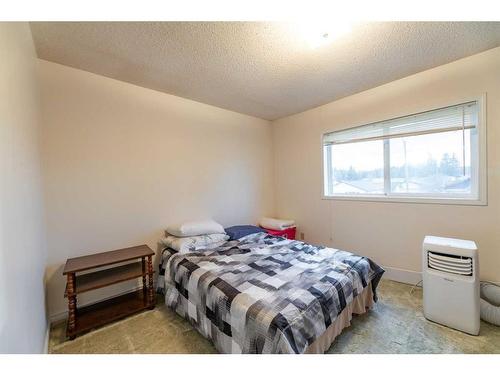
[63,244,156,339]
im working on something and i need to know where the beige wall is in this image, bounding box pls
[273,47,500,283]
[35,42,500,319]
[39,60,275,318]
[0,23,47,353]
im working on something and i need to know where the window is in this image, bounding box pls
[323,99,486,204]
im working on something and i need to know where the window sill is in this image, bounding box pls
[322,194,487,206]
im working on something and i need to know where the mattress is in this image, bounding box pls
[157,232,384,353]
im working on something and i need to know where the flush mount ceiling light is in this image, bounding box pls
[295,20,354,48]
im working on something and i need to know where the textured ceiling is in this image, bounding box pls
[30,22,500,120]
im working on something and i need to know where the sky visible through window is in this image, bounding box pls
[327,129,473,196]
[331,130,470,169]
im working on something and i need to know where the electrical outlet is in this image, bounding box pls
[300,232,305,240]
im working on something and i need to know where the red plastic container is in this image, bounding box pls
[261,226,296,240]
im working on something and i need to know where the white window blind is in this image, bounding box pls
[323,101,478,145]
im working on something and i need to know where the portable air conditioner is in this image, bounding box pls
[422,236,480,335]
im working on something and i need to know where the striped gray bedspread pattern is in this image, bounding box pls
[158,232,384,353]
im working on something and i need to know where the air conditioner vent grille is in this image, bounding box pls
[427,251,473,276]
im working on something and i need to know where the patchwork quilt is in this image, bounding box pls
[158,232,384,354]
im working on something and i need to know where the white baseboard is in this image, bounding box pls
[50,310,68,324]
[43,322,50,354]
[382,266,422,285]
[49,285,144,323]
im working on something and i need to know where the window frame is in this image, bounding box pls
[321,95,487,206]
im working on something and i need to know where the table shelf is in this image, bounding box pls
[63,244,155,339]
[71,290,151,336]
[64,261,154,296]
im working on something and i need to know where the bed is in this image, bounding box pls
[157,232,384,354]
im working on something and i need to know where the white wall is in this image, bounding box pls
[273,47,500,283]
[0,23,47,353]
[39,60,275,319]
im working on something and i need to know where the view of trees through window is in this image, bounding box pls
[334,152,465,180]
[326,129,473,196]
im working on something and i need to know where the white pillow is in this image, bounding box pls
[259,217,295,231]
[160,233,229,253]
[166,219,225,237]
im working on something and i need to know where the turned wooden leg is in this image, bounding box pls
[147,255,155,308]
[142,257,147,292]
[67,273,77,339]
